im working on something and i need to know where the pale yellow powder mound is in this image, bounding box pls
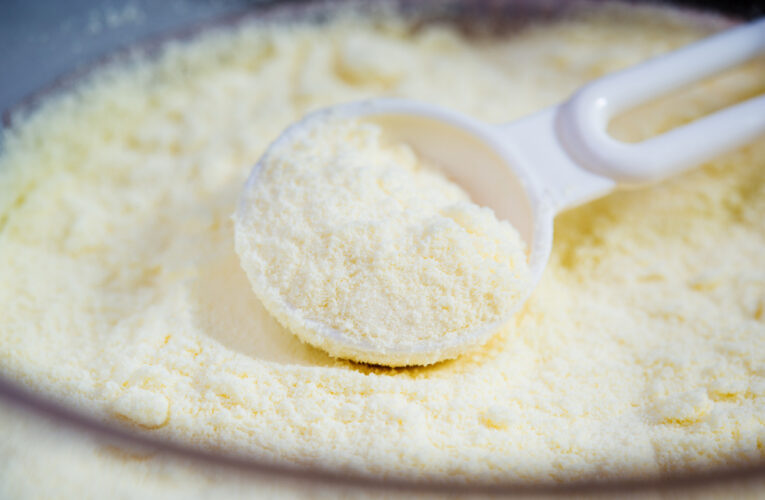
[235,118,530,366]
[0,2,764,495]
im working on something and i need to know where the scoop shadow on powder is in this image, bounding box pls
[185,243,338,368]
[184,220,516,374]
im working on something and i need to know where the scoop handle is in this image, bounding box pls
[558,17,765,183]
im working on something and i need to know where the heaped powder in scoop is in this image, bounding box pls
[235,117,531,366]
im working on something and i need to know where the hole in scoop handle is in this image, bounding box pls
[558,18,765,184]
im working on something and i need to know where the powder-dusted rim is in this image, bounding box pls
[1,0,763,495]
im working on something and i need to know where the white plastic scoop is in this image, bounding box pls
[241,18,765,365]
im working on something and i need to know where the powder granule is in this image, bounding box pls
[235,118,530,365]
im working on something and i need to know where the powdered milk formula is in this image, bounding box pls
[0,2,764,493]
[235,117,530,366]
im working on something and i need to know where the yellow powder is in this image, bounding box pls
[0,2,764,493]
[234,117,530,366]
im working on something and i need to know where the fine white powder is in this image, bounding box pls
[235,117,530,366]
[0,3,763,495]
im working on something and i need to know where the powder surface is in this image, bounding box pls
[0,2,764,493]
[235,117,530,366]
